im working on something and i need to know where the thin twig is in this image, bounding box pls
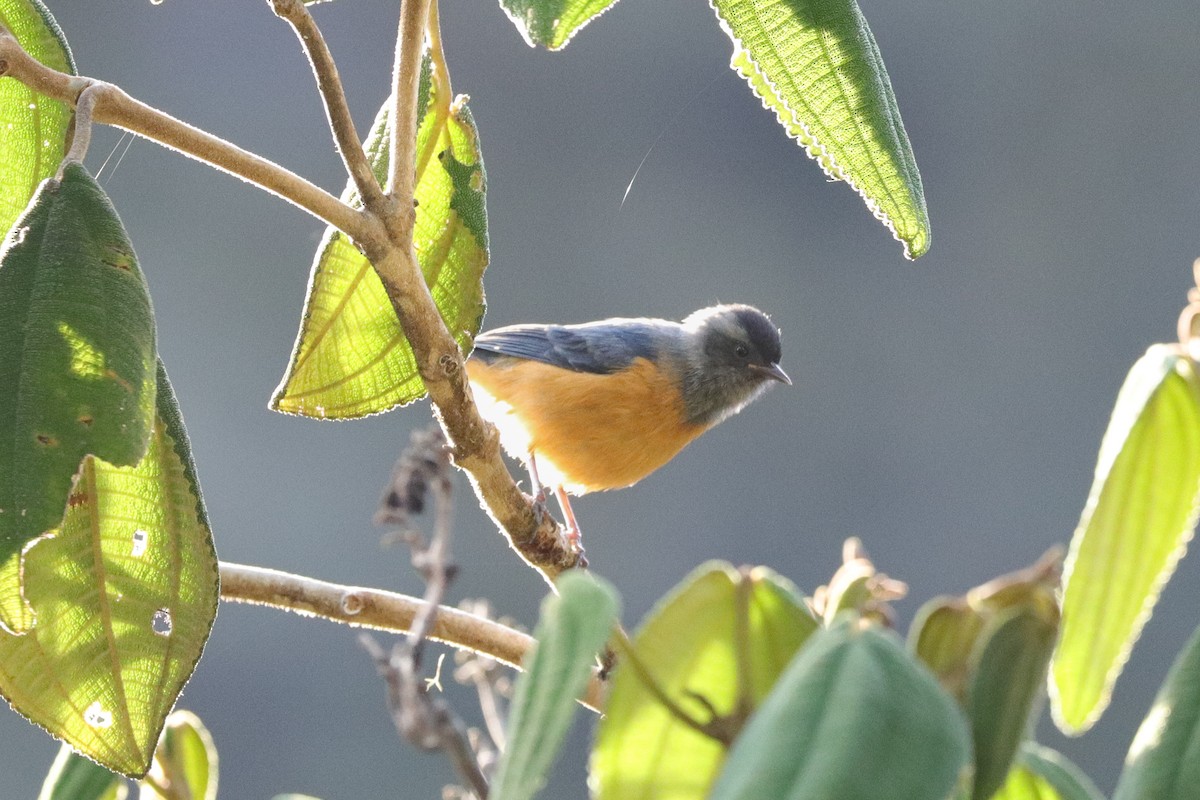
[0,33,376,245]
[268,0,389,212]
[427,0,453,104]
[387,0,432,220]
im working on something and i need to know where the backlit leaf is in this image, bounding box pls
[139,710,218,800]
[491,572,618,800]
[591,562,817,800]
[0,0,76,236]
[1113,623,1200,800]
[272,55,489,418]
[38,743,127,800]
[1051,346,1200,733]
[0,363,219,777]
[710,0,930,259]
[0,164,156,632]
[498,0,620,50]
[993,744,1105,800]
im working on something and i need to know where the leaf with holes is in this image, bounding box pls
[0,163,157,632]
[0,0,76,237]
[272,55,488,418]
[38,743,126,800]
[591,562,817,800]
[498,0,621,50]
[710,0,930,259]
[1051,346,1200,734]
[491,572,618,800]
[0,362,219,777]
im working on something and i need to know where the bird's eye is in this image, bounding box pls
[734,344,750,359]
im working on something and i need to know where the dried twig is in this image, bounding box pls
[362,427,489,798]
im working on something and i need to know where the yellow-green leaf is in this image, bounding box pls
[711,0,930,259]
[591,562,817,800]
[991,744,1105,800]
[139,710,218,800]
[1051,346,1200,733]
[0,363,220,777]
[272,55,488,418]
[499,0,621,50]
[0,0,76,236]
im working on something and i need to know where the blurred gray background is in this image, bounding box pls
[4,0,1200,796]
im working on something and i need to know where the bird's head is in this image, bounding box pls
[679,304,790,426]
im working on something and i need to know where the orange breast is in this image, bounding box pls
[466,357,706,494]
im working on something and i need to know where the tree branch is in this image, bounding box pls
[1,14,582,583]
[219,561,605,711]
[0,32,378,246]
[267,0,390,213]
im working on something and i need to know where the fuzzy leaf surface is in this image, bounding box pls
[0,164,156,631]
[0,364,219,777]
[711,0,929,258]
[0,0,76,235]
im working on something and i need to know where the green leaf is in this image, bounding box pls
[1051,346,1200,733]
[272,55,489,418]
[0,0,76,237]
[968,607,1060,800]
[0,362,219,777]
[1112,623,1200,800]
[708,617,970,800]
[491,572,619,800]
[992,744,1105,800]
[710,0,930,259]
[138,710,218,800]
[498,0,620,50]
[909,596,986,702]
[0,163,157,632]
[38,743,127,800]
[591,563,817,800]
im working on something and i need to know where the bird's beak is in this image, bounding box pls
[753,362,792,385]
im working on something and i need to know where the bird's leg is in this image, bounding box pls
[554,486,584,553]
[525,451,552,528]
[525,451,548,505]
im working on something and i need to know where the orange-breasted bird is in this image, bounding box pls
[466,304,790,546]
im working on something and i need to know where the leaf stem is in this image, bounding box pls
[612,629,735,745]
[268,0,389,213]
[0,32,376,245]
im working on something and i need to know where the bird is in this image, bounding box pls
[465,303,790,549]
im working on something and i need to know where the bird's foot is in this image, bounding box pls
[564,525,587,568]
[528,489,550,525]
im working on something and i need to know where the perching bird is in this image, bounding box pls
[466,304,790,546]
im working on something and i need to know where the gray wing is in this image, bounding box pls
[470,319,675,375]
